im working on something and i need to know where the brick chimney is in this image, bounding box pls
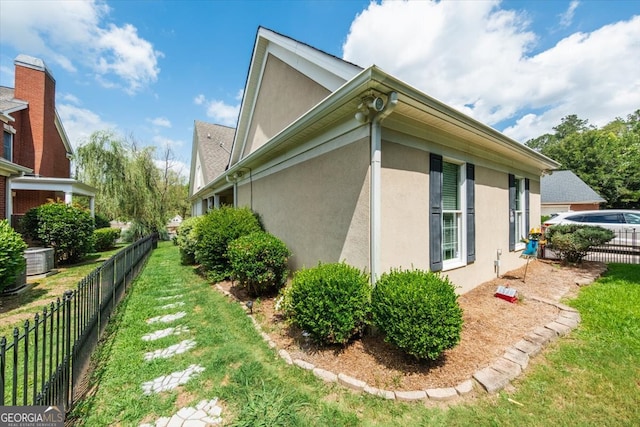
[13,55,69,177]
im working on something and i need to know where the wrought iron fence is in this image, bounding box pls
[543,228,639,264]
[0,234,156,412]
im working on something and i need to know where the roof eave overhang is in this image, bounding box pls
[55,110,73,156]
[11,176,96,197]
[203,66,559,196]
[0,158,32,177]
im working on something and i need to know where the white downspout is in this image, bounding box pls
[370,92,398,284]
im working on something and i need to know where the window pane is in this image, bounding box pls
[3,131,11,161]
[515,178,522,210]
[442,162,459,210]
[624,213,640,225]
[443,212,459,261]
[583,213,621,224]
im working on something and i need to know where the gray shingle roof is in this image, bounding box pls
[0,86,28,114]
[194,120,235,184]
[541,170,606,204]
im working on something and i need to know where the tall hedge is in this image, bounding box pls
[371,269,463,360]
[22,202,95,265]
[175,216,204,265]
[0,220,27,293]
[194,206,262,280]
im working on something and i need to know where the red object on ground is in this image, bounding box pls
[494,292,518,303]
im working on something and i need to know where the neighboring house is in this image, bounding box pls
[1,55,96,226]
[541,170,605,216]
[189,120,235,216]
[189,27,559,293]
[166,214,183,237]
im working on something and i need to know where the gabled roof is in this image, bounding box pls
[541,170,606,204]
[190,120,235,195]
[197,28,560,198]
[229,26,362,167]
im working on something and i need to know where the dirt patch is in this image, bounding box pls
[217,259,606,391]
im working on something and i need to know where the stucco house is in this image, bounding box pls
[541,170,605,216]
[0,55,95,226]
[189,27,559,293]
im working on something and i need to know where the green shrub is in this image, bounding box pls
[545,224,616,263]
[194,206,262,280]
[0,220,27,293]
[371,269,463,360]
[228,231,291,296]
[288,262,371,346]
[175,216,204,265]
[22,202,95,265]
[94,213,111,229]
[93,227,121,251]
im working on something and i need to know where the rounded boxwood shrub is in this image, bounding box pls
[288,262,371,346]
[175,216,203,265]
[228,231,291,296]
[0,220,27,293]
[371,269,463,360]
[545,224,615,263]
[194,206,262,280]
[22,202,95,265]
[93,227,121,252]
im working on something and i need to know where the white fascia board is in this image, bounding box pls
[0,158,32,176]
[373,69,560,171]
[55,110,73,155]
[11,176,96,196]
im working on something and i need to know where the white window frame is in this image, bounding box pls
[3,126,14,162]
[514,177,526,250]
[442,160,467,270]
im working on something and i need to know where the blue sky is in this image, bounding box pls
[1,0,639,178]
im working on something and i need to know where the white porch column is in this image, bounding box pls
[64,192,72,205]
[89,196,95,217]
[6,180,13,220]
[213,195,221,209]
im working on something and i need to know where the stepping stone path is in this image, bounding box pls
[160,301,186,310]
[146,312,186,324]
[139,290,223,424]
[144,339,197,361]
[141,364,205,395]
[139,399,223,427]
[142,326,190,342]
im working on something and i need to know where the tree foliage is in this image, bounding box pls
[0,219,27,292]
[526,110,640,208]
[74,131,189,238]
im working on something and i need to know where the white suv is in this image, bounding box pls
[543,209,640,245]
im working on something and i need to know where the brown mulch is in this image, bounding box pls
[216,259,607,392]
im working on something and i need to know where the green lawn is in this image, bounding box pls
[70,243,640,426]
[0,245,127,338]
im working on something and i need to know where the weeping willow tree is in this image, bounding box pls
[74,130,168,239]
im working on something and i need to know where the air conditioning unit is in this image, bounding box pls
[25,247,54,276]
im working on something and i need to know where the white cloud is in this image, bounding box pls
[559,1,580,28]
[0,0,161,94]
[343,1,640,142]
[194,95,240,127]
[149,117,172,128]
[194,94,205,105]
[57,103,116,149]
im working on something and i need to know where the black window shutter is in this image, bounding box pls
[430,153,443,272]
[525,178,530,236]
[509,173,516,251]
[466,163,475,263]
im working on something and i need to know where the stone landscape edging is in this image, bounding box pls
[214,283,582,403]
